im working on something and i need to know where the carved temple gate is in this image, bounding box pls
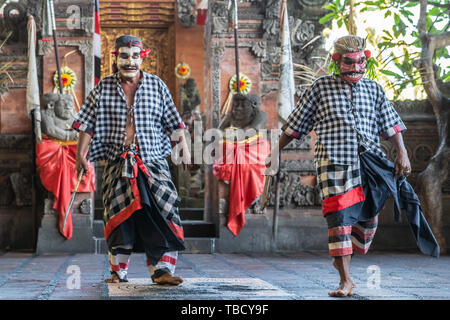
[99,1,176,100]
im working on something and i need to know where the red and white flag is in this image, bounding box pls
[196,0,208,25]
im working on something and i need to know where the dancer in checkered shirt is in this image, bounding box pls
[73,35,190,285]
[270,35,412,297]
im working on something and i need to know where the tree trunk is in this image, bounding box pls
[348,0,357,35]
[415,0,450,254]
[416,145,449,254]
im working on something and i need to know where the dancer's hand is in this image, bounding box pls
[264,153,278,176]
[76,154,89,177]
[395,149,411,177]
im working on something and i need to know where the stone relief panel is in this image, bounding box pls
[0,135,33,208]
[177,0,197,28]
[284,134,312,151]
[248,159,321,214]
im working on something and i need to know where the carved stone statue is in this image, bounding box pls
[177,0,196,28]
[0,1,28,43]
[215,93,270,235]
[180,78,204,192]
[180,78,201,115]
[219,93,267,131]
[35,92,95,240]
[40,93,79,141]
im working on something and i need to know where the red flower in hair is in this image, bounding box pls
[332,53,341,61]
[111,50,119,56]
[364,50,371,58]
[140,48,151,58]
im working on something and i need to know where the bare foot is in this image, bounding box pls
[332,259,356,288]
[104,272,127,283]
[153,272,183,286]
[105,272,120,283]
[328,280,354,297]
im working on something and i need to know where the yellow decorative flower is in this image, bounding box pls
[229,74,251,94]
[54,66,77,91]
[175,62,190,79]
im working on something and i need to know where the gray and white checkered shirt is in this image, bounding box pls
[73,72,184,163]
[282,75,406,165]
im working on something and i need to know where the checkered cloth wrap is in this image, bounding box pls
[282,75,406,165]
[102,147,183,242]
[316,147,361,199]
[73,72,184,164]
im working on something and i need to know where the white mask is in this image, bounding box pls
[116,46,142,78]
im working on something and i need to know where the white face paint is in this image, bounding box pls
[116,46,142,79]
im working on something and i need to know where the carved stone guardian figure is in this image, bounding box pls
[219,93,267,132]
[180,78,204,192]
[35,93,95,240]
[177,0,197,28]
[214,93,270,236]
[40,93,79,141]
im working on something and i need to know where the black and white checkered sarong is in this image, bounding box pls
[316,145,362,200]
[101,148,183,244]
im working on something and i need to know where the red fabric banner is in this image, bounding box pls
[213,136,270,236]
[35,137,95,239]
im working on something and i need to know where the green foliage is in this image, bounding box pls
[319,0,352,31]
[320,0,450,100]
[328,60,341,75]
[365,57,379,80]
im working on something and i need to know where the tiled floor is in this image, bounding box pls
[0,251,449,300]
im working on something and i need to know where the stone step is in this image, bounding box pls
[92,237,216,254]
[182,220,216,238]
[36,214,94,254]
[179,208,204,220]
[93,220,104,237]
[92,236,108,254]
[94,220,217,238]
[95,207,205,221]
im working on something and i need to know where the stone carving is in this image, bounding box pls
[211,42,226,128]
[0,2,28,43]
[292,182,321,207]
[251,41,267,60]
[0,169,32,208]
[289,16,315,49]
[0,176,14,206]
[281,159,316,173]
[180,78,204,191]
[80,198,92,215]
[0,134,31,150]
[219,93,267,131]
[413,144,433,163]
[9,172,32,207]
[44,198,57,215]
[211,1,229,34]
[177,0,197,28]
[284,135,313,151]
[266,170,321,209]
[40,93,79,141]
[181,78,202,115]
